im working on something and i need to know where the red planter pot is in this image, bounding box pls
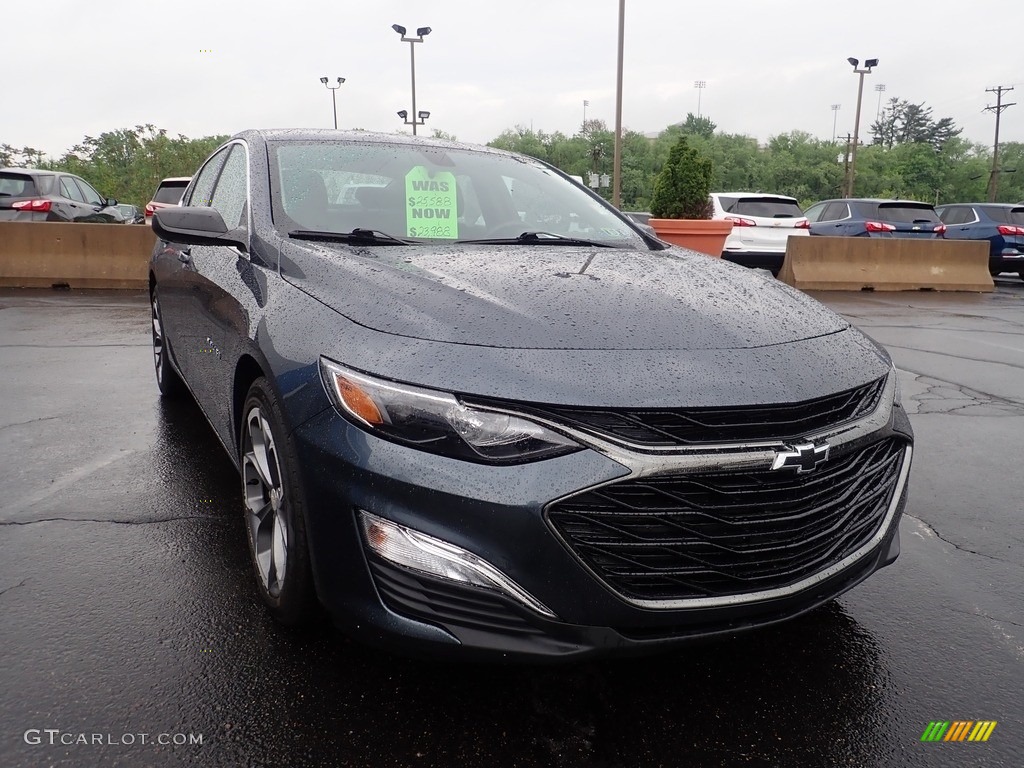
[648,218,733,257]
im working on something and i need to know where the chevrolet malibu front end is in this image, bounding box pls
[296,345,910,660]
[151,130,912,661]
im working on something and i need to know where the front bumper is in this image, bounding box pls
[292,380,913,660]
[992,248,1024,274]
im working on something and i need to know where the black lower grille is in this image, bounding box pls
[368,558,543,636]
[521,376,886,447]
[547,437,906,602]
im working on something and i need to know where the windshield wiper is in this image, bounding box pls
[458,231,617,247]
[288,228,414,245]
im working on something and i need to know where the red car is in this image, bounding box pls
[145,177,191,224]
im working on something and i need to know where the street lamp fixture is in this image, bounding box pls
[694,80,706,119]
[844,56,878,197]
[319,76,345,129]
[398,109,430,130]
[393,23,432,135]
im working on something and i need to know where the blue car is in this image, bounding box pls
[936,203,1024,278]
[803,198,946,239]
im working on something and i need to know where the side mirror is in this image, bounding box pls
[106,197,118,206]
[153,206,247,251]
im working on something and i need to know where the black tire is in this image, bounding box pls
[151,287,185,398]
[239,378,318,625]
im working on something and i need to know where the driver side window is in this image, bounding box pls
[209,145,248,230]
[185,147,230,208]
[76,178,104,206]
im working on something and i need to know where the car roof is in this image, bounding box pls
[816,198,933,206]
[237,128,515,159]
[0,167,60,176]
[158,177,192,184]
[937,202,1019,208]
[711,192,797,200]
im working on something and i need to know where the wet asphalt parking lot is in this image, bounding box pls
[1,280,1022,768]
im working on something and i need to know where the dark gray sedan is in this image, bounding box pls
[150,129,913,660]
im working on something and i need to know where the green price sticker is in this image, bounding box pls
[405,167,458,239]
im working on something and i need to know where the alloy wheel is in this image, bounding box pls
[241,406,289,597]
[151,295,165,385]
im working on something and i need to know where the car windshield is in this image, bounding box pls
[153,183,189,204]
[268,141,644,247]
[986,206,1024,225]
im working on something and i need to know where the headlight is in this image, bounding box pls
[319,358,581,464]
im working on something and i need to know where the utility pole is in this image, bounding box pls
[842,133,853,195]
[612,0,625,208]
[984,85,1016,202]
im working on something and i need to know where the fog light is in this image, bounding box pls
[358,510,556,618]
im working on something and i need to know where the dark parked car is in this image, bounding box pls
[150,129,913,660]
[0,168,121,223]
[145,176,191,224]
[117,203,146,224]
[936,203,1024,278]
[803,198,946,239]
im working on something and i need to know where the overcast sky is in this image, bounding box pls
[3,0,1022,159]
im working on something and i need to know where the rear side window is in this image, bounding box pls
[0,172,39,197]
[938,207,972,225]
[724,197,803,218]
[876,203,941,224]
[154,181,190,205]
[821,202,849,221]
[984,206,1024,226]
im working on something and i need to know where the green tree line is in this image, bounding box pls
[1,125,228,208]
[4,110,1021,211]
[489,109,1024,210]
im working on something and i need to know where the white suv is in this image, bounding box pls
[710,192,809,274]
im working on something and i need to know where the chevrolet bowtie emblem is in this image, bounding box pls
[772,442,830,473]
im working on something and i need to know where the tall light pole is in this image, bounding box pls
[392,24,431,136]
[874,83,887,119]
[319,76,345,129]
[612,0,625,208]
[844,57,878,198]
[831,104,841,142]
[582,99,589,134]
[694,80,706,119]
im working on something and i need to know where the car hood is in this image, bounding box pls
[280,242,848,351]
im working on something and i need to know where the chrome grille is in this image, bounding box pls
[525,376,886,447]
[547,437,906,602]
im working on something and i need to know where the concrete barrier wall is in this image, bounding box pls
[779,236,993,292]
[0,222,156,289]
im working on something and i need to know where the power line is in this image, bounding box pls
[984,85,1016,202]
